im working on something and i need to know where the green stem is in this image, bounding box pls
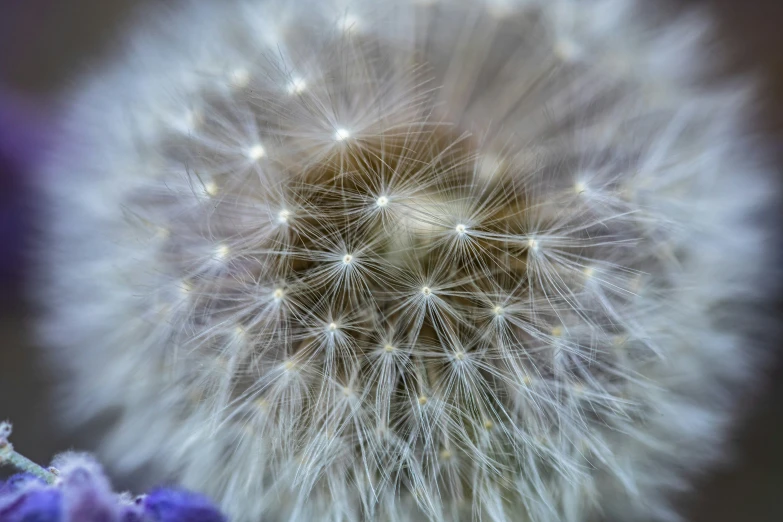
[0,423,58,485]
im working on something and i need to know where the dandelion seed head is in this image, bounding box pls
[36,1,776,521]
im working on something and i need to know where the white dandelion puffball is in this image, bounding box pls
[36,0,777,521]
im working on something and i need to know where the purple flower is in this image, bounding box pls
[0,474,62,522]
[0,458,227,522]
[53,454,118,522]
[142,489,226,522]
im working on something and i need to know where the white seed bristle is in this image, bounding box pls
[287,77,307,94]
[230,68,251,88]
[339,14,360,33]
[246,144,266,161]
[202,181,219,198]
[277,209,290,224]
[334,128,351,141]
[214,244,230,260]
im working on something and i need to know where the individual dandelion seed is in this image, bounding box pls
[34,1,777,522]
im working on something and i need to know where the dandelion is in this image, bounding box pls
[35,0,776,521]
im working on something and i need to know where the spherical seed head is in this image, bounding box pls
[36,2,777,522]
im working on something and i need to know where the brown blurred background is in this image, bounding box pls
[0,1,781,520]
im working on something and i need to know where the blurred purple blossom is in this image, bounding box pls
[0,456,226,522]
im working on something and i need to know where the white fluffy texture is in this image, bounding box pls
[36,0,775,521]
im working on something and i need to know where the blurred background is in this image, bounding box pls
[0,1,781,520]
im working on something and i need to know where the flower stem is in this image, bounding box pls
[0,422,57,484]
